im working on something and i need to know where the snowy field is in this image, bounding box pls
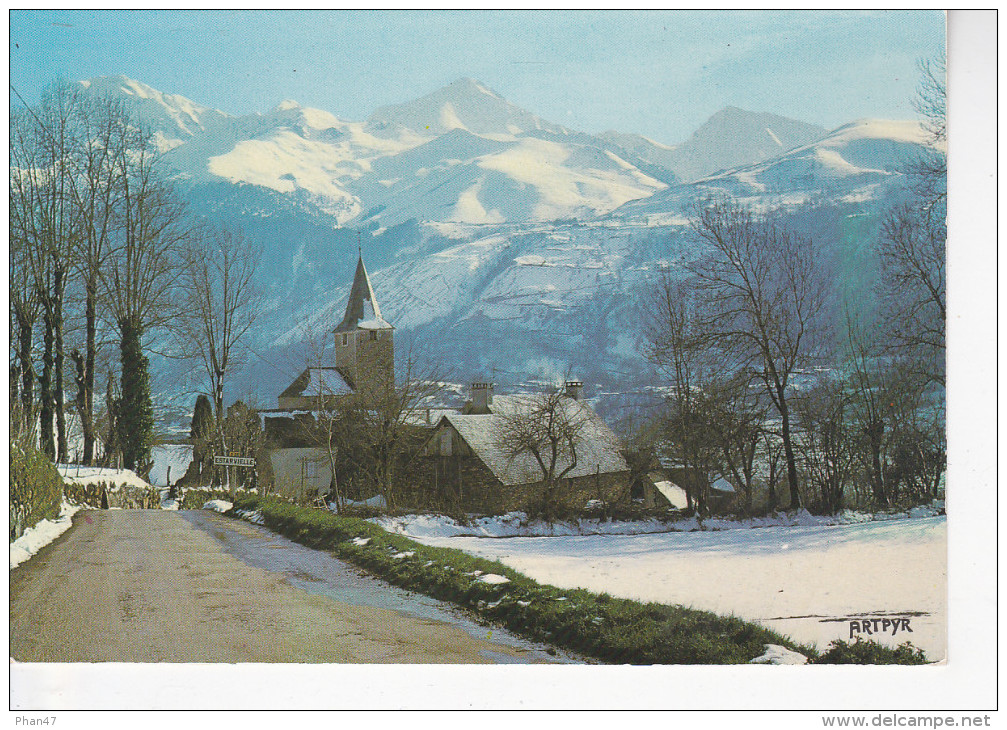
[148,444,193,487]
[390,516,947,660]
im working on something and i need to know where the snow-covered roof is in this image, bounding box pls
[279,367,354,400]
[437,395,628,486]
[404,408,458,428]
[357,297,392,330]
[335,255,392,332]
[711,476,735,494]
[653,480,689,509]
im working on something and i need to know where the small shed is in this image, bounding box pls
[268,447,333,504]
[645,469,736,514]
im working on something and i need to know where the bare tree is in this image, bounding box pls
[910,52,947,207]
[705,371,766,515]
[794,376,858,514]
[886,368,945,504]
[351,351,447,509]
[9,193,41,440]
[762,432,783,512]
[494,382,589,517]
[10,88,79,461]
[296,337,354,510]
[878,53,947,385]
[66,88,136,464]
[878,204,945,381]
[686,199,830,509]
[100,120,189,473]
[645,275,721,514]
[180,226,261,468]
[843,307,902,506]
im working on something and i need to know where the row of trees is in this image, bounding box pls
[642,57,946,515]
[10,81,261,476]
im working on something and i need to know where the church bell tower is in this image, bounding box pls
[334,255,394,396]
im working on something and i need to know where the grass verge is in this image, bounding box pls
[226,494,928,665]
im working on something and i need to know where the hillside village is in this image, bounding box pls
[9,11,960,680]
[10,67,947,525]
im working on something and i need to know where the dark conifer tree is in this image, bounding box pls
[117,317,154,473]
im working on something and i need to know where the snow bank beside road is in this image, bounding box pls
[10,502,81,570]
[374,501,946,539]
[203,500,233,513]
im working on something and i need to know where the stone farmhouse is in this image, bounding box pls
[407,382,631,514]
[262,253,631,513]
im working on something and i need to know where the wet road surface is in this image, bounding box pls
[9,509,570,663]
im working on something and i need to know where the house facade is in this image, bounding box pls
[406,383,632,514]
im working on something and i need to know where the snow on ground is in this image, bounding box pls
[233,508,265,525]
[56,464,150,491]
[10,502,81,569]
[328,494,387,512]
[148,444,193,487]
[392,515,947,660]
[158,488,179,511]
[750,644,808,665]
[374,502,945,539]
[203,500,233,513]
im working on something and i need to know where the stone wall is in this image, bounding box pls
[63,481,160,509]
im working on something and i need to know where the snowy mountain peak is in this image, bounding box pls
[450,77,504,99]
[78,75,229,146]
[367,77,568,138]
[274,99,301,112]
[671,106,827,181]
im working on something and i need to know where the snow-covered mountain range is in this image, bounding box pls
[70,76,935,417]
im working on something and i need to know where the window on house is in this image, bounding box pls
[369,330,377,341]
[303,458,319,479]
[440,431,452,456]
[341,334,348,346]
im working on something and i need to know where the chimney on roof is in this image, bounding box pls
[470,382,494,414]
[565,380,584,401]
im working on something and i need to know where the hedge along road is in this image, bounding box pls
[9,509,570,664]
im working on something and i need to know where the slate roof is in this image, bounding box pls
[437,395,629,486]
[334,256,392,333]
[279,367,354,400]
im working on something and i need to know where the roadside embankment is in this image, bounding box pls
[226,494,928,665]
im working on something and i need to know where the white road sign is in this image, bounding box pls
[213,456,256,467]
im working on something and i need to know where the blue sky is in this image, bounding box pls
[10,10,945,144]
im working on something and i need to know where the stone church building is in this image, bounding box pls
[263,252,631,512]
[263,254,394,502]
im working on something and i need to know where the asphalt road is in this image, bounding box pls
[9,509,566,664]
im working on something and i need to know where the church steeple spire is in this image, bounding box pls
[333,252,394,395]
[334,255,391,333]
